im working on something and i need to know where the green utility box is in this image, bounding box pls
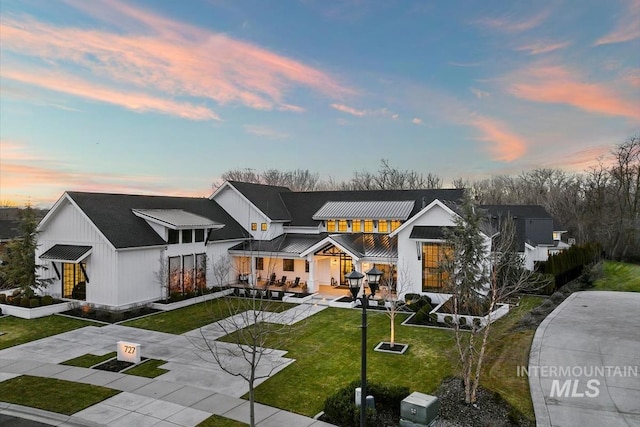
[399,391,439,427]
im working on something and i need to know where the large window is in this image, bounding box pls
[183,255,195,292]
[422,243,450,290]
[196,253,207,290]
[338,219,348,232]
[364,219,374,232]
[62,263,86,300]
[169,256,181,293]
[283,259,294,271]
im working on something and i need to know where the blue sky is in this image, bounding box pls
[1,0,639,207]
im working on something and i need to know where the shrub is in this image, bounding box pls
[0,294,6,303]
[413,304,433,324]
[458,316,467,326]
[473,318,482,329]
[29,298,40,308]
[41,295,54,306]
[429,312,439,323]
[443,315,453,325]
[404,293,421,304]
[20,296,30,308]
[407,295,432,312]
[323,380,409,427]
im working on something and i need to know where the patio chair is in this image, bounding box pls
[267,273,277,286]
[290,277,300,288]
[278,276,287,287]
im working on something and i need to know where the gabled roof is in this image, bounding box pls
[312,200,415,220]
[65,192,250,249]
[409,226,453,240]
[227,181,292,221]
[229,233,328,255]
[481,205,555,250]
[300,233,397,260]
[281,188,465,227]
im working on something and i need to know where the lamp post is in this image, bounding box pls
[346,265,383,427]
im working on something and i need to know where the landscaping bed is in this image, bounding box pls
[60,305,161,323]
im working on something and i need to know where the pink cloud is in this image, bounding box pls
[244,125,289,140]
[331,103,367,117]
[507,66,640,120]
[594,0,640,45]
[2,68,220,121]
[0,1,353,117]
[0,139,207,207]
[515,40,571,55]
[475,9,549,33]
[469,116,527,162]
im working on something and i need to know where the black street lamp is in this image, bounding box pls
[346,265,383,427]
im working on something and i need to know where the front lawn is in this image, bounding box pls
[122,297,295,334]
[221,307,455,417]
[594,261,640,292]
[0,375,119,415]
[0,315,100,350]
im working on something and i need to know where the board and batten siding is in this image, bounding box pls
[396,203,458,297]
[116,247,163,308]
[213,185,278,239]
[36,197,117,305]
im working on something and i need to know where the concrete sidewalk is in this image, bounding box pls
[0,304,335,426]
[529,291,640,427]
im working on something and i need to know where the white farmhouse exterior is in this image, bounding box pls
[35,182,568,309]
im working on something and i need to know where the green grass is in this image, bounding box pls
[221,308,455,417]
[122,297,295,334]
[0,315,101,350]
[0,375,119,415]
[124,358,169,378]
[481,296,544,421]
[594,261,640,292]
[61,352,117,368]
[197,415,249,427]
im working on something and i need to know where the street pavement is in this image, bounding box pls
[529,291,640,427]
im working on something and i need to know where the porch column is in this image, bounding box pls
[306,255,316,292]
[250,255,256,286]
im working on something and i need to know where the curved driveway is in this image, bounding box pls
[529,291,640,427]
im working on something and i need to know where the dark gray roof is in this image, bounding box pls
[40,244,92,262]
[481,205,555,250]
[328,233,398,259]
[66,192,250,249]
[409,226,453,240]
[229,233,328,255]
[228,181,292,221]
[280,188,465,227]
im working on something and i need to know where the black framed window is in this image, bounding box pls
[62,263,86,300]
[305,260,309,273]
[168,229,179,244]
[283,259,294,271]
[255,257,264,270]
[251,223,257,231]
[261,223,267,231]
[195,229,205,242]
[182,229,193,244]
[169,256,181,293]
[196,253,207,289]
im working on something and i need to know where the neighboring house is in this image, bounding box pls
[36,182,567,309]
[36,192,249,309]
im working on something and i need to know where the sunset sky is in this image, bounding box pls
[1,0,639,207]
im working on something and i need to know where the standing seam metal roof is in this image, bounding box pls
[312,200,415,220]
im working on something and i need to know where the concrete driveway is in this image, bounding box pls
[529,291,640,427]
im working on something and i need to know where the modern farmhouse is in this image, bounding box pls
[35,181,568,310]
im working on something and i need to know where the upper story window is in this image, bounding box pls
[261,223,268,231]
[327,220,336,232]
[182,229,193,244]
[553,232,561,241]
[195,229,205,242]
[168,229,179,244]
[338,220,348,232]
[364,219,374,233]
[255,257,264,270]
[352,220,361,232]
[378,220,388,233]
[391,220,401,232]
[251,223,257,231]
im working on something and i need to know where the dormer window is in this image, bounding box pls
[364,219,374,232]
[338,220,348,232]
[327,220,336,232]
[553,232,561,241]
[378,220,388,233]
[352,220,361,232]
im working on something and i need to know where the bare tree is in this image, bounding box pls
[442,195,542,404]
[154,250,169,300]
[379,262,412,349]
[212,254,232,288]
[214,168,320,191]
